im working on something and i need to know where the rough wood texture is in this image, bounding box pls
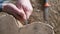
[19,22,54,34]
[0,12,20,34]
[0,12,54,34]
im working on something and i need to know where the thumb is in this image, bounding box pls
[18,9,27,20]
[26,11,32,19]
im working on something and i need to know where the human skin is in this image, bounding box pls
[2,0,33,24]
[16,0,33,19]
[2,3,26,20]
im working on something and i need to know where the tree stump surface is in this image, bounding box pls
[0,12,54,34]
[19,22,54,34]
[0,12,19,34]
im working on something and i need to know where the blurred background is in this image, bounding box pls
[29,0,60,34]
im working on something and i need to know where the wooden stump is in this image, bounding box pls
[0,12,55,34]
[19,22,54,34]
[0,12,23,34]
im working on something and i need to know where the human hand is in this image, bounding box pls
[3,0,33,21]
[16,0,33,19]
[3,3,27,20]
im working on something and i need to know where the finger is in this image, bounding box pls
[16,0,33,19]
[3,3,27,20]
[22,6,33,19]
